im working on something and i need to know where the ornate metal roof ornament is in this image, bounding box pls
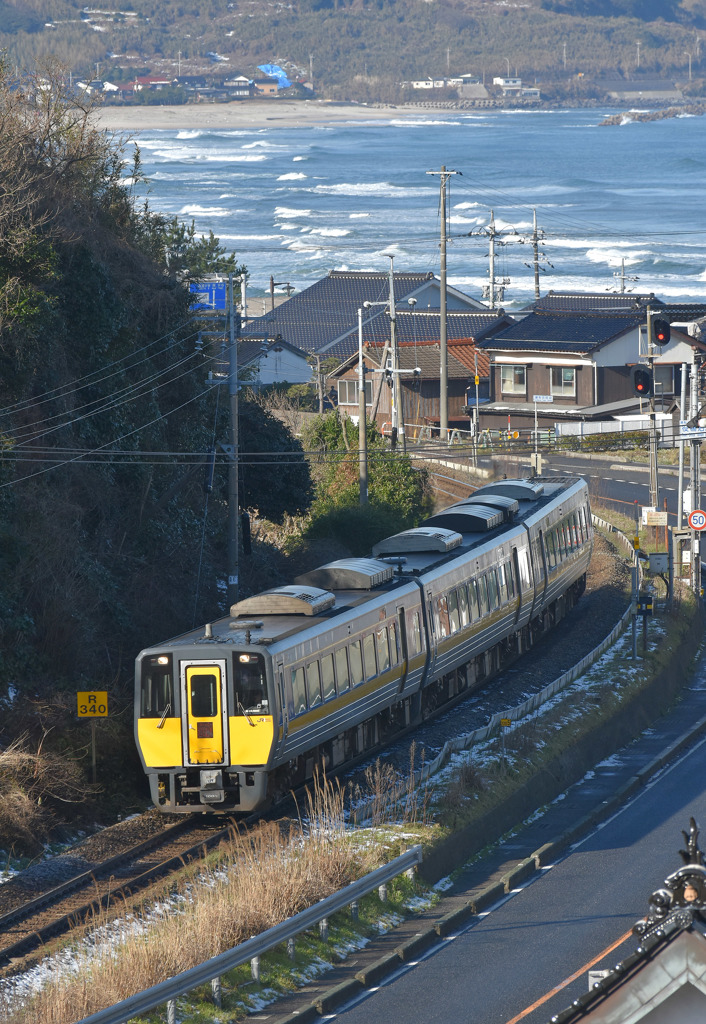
[633,817,706,939]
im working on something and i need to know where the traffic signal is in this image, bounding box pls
[631,365,653,397]
[653,318,671,346]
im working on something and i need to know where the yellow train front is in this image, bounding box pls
[135,638,276,812]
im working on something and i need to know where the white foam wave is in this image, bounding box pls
[309,227,351,237]
[277,172,307,180]
[449,214,485,226]
[217,233,284,242]
[454,201,482,210]
[274,207,312,218]
[176,130,201,139]
[545,237,652,251]
[293,155,308,161]
[313,182,430,198]
[389,119,461,127]
[349,213,371,219]
[178,205,230,217]
[586,247,649,266]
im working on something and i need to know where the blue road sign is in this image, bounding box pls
[190,281,227,311]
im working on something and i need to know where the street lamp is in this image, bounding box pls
[504,57,510,76]
[685,51,693,81]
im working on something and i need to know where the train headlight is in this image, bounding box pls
[157,656,169,665]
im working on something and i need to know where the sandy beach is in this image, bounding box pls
[95,99,444,133]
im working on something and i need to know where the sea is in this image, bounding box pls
[130,107,706,310]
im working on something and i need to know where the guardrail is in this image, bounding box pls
[75,845,423,1024]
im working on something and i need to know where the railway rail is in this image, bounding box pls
[0,531,630,983]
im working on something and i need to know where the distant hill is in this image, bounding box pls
[4,0,705,102]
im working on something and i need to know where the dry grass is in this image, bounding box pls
[0,774,381,1024]
[349,743,429,827]
[0,735,88,855]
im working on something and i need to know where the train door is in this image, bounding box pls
[181,660,228,766]
[396,605,409,693]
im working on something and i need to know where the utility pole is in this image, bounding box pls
[532,208,541,300]
[383,253,404,451]
[488,209,497,310]
[227,273,240,608]
[427,166,460,442]
[646,307,659,512]
[690,355,702,597]
[358,307,369,504]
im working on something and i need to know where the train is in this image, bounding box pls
[134,475,593,813]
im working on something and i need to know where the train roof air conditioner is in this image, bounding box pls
[372,526,463,555]
[476,479,544,501]
[423,505,503,532]
[231,585,336,617]
[295,558,394,590]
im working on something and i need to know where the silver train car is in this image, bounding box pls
[135,476,593,813]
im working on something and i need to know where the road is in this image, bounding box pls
[322,664,706,1024]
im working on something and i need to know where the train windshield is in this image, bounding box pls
[140,655,174,717]
[233,653,268,714]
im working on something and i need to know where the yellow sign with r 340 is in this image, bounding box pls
[77,691,108,717]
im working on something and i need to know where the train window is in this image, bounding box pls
[517,548,532,588]
[469,579,480,619]
[506,562,515,597]
[437,596,450,638]
[335,647,350,693]
[487,571,499,610]
[448,590,460,633]
[479,575,490,614]
[545,531,557,569]
[497,565,507,603]
[349,641,364,686]
[389,621,399,664]
[291,667,307,716]
[140,659,174,718]
[363,634,377,680]
[190,673,218,718]
[376,627,390,672]
[409,612,422,655]
[321,654,336,701]
[233,653,268,713]
[306,661,322,708]
[458,585,469,627]
[571,513,579,547]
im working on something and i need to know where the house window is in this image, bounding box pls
[654,365,674,400]
[501,365,526,395]
[551,367,576,398]
[337,379,372,406]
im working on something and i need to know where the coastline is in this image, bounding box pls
[94,99,450,133]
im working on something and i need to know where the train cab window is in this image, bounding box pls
[448,590,460,633]
[469,580,480,620]
[571,513,579,547]
[140,657,174,718]
[306,661,322,708]
[233,653,268,713]
[487,570,499,610]
[458,585,469,627]
[349,641,364,687]
[321,654,336,701]
[376,627,390,672]
[409,612,422,656]
[291,667,307,715]
[478,575,489,615]
[517,548,532,588]
[437,596,450,638]
[190,672,218,717]
[389,621,399,664]
[363,634,377,680]
[505,563,515,597]
[335,648,350,693]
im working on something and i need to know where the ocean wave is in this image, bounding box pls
[313,182,430,197]
[293,155,308,161]
[178,205,230,217]
[176,130,201,139]
[454,201,482,210]
[349,212,371,218]
[585,247,649,266]
[274,206,312,218]
[309,227,351,237]
[277,172,307,180]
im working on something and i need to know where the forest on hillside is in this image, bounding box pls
[1,0,705,102]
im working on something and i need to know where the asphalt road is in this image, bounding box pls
[320,659,706,1024]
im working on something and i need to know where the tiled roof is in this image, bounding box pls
[522,291,657,313]
[484,309,646,353]
[239,271,490,360]
[360,342,471,380]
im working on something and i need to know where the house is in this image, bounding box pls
[223,75,252,99]
[328,311,511,434]
[493,76,523,94]
[239,270,489,368]
[599,78,684,103]
[552,819,706,1022]
[237,338,312,388]
[252,77,278,98]
[479,294,706,434]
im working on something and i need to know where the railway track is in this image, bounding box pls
[0,532,629,983]
[0,815,242,977]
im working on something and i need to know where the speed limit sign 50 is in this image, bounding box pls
[688,509,706,531]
